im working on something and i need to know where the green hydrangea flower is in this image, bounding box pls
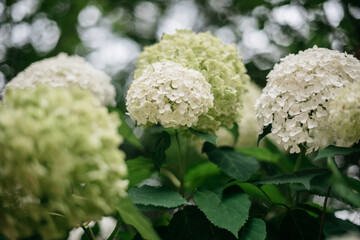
[134,29,249,133]
[0,85,128,240]
[216,82,263,148]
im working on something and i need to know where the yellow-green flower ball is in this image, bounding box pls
[134,29,249,133]
[0,85,128,240]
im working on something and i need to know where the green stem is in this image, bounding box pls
[317,156,339,240]
[257,186,273,205]
[175,130,184,196]
[318,184,332,240]
[161,168,181,188]
[108,216,122,240]
[81,225,95,240]
[273,202,291,211]
[88,227,96,240]
[327,156,343,180]
[293,151,303,172]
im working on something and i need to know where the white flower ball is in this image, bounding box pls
[255,46,360,154]
[329,81,360,146]
[126,60,214,128]
[5,53,116,106]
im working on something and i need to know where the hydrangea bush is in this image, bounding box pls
[126,60,214,128]
[133,30,249,133]
[5,53,116,106]
[1,31,360,240]
[0,86,128,239]
[255,46,360,153]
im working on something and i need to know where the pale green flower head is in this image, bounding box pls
[217,82,263,148]
[134,29,249,133]
[329,81,360,146]
[0,85,128,240]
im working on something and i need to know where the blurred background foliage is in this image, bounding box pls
[1,0,360,110]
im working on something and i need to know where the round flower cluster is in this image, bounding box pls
[5,53,116,106]
[134,30,249,133]
[0,86,128,239]
[126,61,214,128]
[255,46,360,154]
[329,81,360,145]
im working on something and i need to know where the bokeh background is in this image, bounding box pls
[1,0,360,110]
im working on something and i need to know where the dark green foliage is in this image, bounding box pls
[257,124,272,147]
[203,142,259,180]
[194,188,251,236]
[279,209,320,240]
[239,218,266,240]
[152,131,171,171]
[116,197,160,240]
[126,157,156,188]
[190,128,218,145]
[168,206,237,240]
[316,145,360,160]
[254,168,329,190]
[128,185,187,208]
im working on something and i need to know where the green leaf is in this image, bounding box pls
[194,188,251,237]
[116,197,160,240]
[254,168,329,190]
[257,124,271,146]
[324,212,360,238]
[293,174,360,207]
[126,157,155,188]
[108,107,143,150]
[239,218,266,240]
[128,185,187,208]
[185,162,222,182]
[152,131,171,171]
[280,209,320,240]
[225,182,272,205]
[345,177,360,195]
[261,185,288,205]
[233,0,270,11]
[185,162,228,191]
[315,145,360,160]
[299,204,360,238]
[236,147,280,163]
[168,206,237,240]
[236,147,293,174]
[331,181,360,207]
[190,128,218,145]
[224,182,288,205]
[202,142,259,180]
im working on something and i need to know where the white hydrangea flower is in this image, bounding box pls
[255,46,360,154]
[126,60,214,128]
[329,81,360,145]
[5,53,116,106]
